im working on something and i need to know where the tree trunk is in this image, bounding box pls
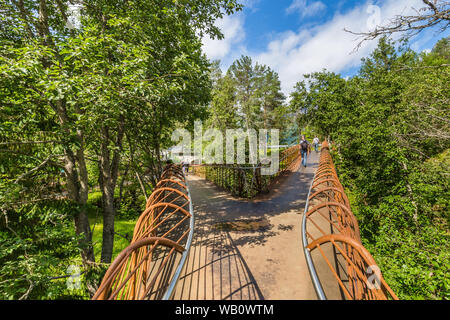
[98,139,115,263]
[99,119,125,263]
[135,172,148,201]
[55,100,94,264]
[100,177,116,264]
[117,162,130,211]
[75,131,95,263]
[64,148,95,264]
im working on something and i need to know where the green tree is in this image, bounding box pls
[228,55,259,130]
[226,55,286,131]
[254,66,285,131]
[207,62,239,131]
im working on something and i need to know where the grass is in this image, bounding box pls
[89,217,136,263]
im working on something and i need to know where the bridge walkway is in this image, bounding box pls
[172,151,322,300]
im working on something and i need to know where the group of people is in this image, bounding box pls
[299,135,320,168]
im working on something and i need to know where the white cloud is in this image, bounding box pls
[201,14,246,61]
[286,0,327,18]
[256,0,424,95]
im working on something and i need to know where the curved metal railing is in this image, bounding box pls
[92,163,194,300]
[301,142,398,300]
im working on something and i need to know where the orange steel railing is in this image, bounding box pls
[92,164,194,300]
[301,141,398,300]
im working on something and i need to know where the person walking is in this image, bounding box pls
[313,136,320,152]
[182,159,189,176]
[300,135,310,167]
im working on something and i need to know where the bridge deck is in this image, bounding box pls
[171,152,323,300]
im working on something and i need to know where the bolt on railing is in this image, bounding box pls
[92,163,194,300]
[301,141,398,300]
[191,144,300,198]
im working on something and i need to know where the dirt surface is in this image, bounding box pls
[172,151,320,300]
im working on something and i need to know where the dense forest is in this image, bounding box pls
[0,0,448,300]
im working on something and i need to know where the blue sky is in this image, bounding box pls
[202,0,449,95]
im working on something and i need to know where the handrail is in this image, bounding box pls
[161,177,194,300]
[301,166,326,299]
[92,163,194,300]
[301,141,398,300]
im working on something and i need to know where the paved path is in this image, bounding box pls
[172,152,320,300]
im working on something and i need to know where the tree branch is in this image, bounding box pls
[11,0,36,39]
[0,140,57,146]
[345,1,450,50]
[18,279,34,300]
[14,154,55,184]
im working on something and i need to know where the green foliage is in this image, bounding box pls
[116,183,146,220]
[431,36,449,61]
[0,200,86,300]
